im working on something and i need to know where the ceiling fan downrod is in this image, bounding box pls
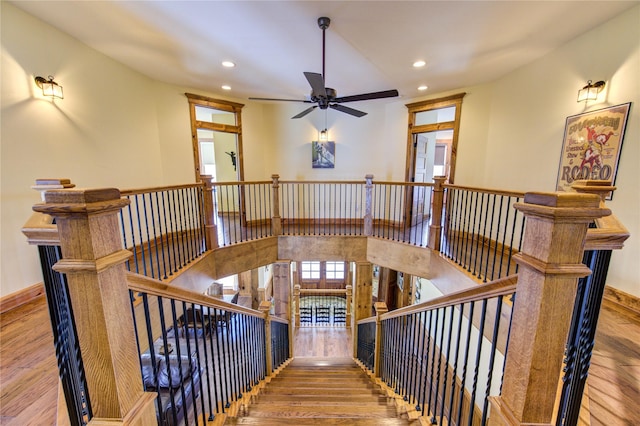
[318,17,330,81]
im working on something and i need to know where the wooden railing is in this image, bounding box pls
[127,273,286,424]
[113,174,530,285]
[30,186,292,426]
[25,178,628,426]
[358,275,517,425]
[440,183,526,283]
[355,190,612,426]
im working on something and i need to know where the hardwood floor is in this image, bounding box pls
[0,296,637,425]
[0,296,58,425]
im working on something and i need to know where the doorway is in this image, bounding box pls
[186,93,244,182]
[404,93,465,226]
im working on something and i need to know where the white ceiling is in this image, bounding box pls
[11,1,638,103]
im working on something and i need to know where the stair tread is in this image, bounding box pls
[257,394,388,403]
[251,399,389,406]
[227,418,415,425]
[230,357,411,425]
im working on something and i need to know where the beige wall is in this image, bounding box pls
[2,3,638,299]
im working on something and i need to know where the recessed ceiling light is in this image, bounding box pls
[221,85,231,90]
[418,85,428,91]
[413,60,426,68]
[222,61,235,68]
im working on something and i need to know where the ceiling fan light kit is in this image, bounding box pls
[249,16,399,119]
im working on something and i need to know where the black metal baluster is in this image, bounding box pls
[439,304,456,425]
[468,299,488,426]
[465,191,478,271]
[406,313,419,405]
[482,295,504,425]
[432,307,447,424]
[454,190,467,266]
[153,192,169,279]
[426,306,440,419]
[213,308,228,412]
[419,309,433,416]
[505,197,520,276]
[415,311,427,412]
[177,189,189,265]
[483,194,497,283]
[448,303,465,423]
[475,193,489,279]
[456,301,475,425]
[160,191,176,273]
[141,193,157,279]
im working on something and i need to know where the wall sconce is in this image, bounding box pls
[319,129,328,142]
[35,75,64,99]
[577,80,605,102]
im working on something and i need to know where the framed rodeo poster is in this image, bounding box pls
[556,102,631,199]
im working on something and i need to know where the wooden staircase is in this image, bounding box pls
[226,357,419,425]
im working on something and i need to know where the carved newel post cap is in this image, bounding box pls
[517,191,611,221]
[571,179,616,202]
[33,188,128,215]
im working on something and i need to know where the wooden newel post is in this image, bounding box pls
[259,301,273,376]
[271,174,282,236]
[345,284,352,328]
[373,302,388,378]
[364,174,374,236]
[488,192,610,426]
[428,176,446,251]
[200,174,218,250]
[32,188,157,425]
[294,284,301,327]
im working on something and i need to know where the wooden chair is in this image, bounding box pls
[299,307,312,323]
[315,306,330,324]
[178,308,211,337]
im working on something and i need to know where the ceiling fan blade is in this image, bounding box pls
[249,96,311,103]
[334,89,399,103]
[304,72,327,97]
[292,106,318,119]
[330,104,367,117]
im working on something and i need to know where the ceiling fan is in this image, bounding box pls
[249,17,399,119]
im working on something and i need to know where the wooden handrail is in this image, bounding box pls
[279,179,364,185]
[355,274,518,325]
[211,180,272,187]
[127,272,263,319]
[270,316,289,325]
[382,274,518,321]
[371,180,435,187]
[298,288,349,295]
[120,182,204,196]
[586,213,630,250]
[443,183,526,198]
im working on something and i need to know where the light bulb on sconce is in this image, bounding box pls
[319,129,328,142]
[35,75,64,99]
[577,80,605,103]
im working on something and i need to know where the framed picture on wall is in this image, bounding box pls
[312,141,335,168]
[556,102,631,199]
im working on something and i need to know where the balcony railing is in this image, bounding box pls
[25,177,625,426]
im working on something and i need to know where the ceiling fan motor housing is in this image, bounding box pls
[311,87,337,109]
